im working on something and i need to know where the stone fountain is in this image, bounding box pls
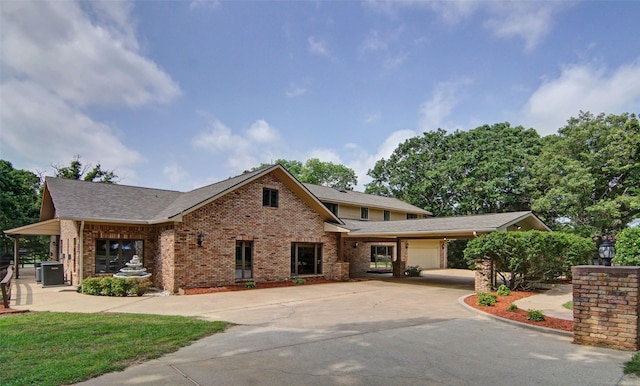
[113,255,151,279]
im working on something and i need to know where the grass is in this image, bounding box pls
[624,352,640,376]
[0,312,229,386]
[562,301,573,310]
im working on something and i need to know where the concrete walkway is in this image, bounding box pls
[8,269,636,385]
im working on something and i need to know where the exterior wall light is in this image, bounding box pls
[598,236,616,266]
[197,232,205,247]
[353,241,358,248]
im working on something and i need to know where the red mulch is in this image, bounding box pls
[183,277,339,295]
[464,291,573,332]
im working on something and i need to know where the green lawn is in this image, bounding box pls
[625,352,640,376]
[0,312,229,386]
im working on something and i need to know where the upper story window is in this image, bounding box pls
[406,213,418,219]
[263,188,279,208]
[384,210,390,221]
[324,202,339,216]
[361,207,369,220]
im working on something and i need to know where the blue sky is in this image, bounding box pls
[1,1,639,192]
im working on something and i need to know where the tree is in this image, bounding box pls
[52,155,118,183]
[366,123,543,216]
[251,158,358,190]
[530,112,640,236]
[0,160,43,256]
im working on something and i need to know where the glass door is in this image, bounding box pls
[235,241,253,280]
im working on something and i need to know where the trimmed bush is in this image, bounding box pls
[613,227,640,266]
[244,281,257,288]
[507,303,518,312]
[292,278,306,285]
[464,230,592,290]
[527,309,545,322]
[81,277,149,296]
[477,292,497,306]
[497,284,511,296]
[404,265,422,277]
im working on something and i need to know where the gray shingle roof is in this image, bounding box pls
[303,184,431,215]
[44,168,268,223]
[341,211,548,236]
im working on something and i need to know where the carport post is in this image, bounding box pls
[13,236,19,279]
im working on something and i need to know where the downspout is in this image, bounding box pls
[79,221,85,292]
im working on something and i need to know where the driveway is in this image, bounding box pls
[12,269,633,385]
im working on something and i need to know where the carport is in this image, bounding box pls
[3,219,60,279]
[340,211,550,276]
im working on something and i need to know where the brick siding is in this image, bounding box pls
[572,265,640,351]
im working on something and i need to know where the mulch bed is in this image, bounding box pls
[464,291,573,332]
[183,277,339,295]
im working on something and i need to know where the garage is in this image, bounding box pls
[406,240,442,269]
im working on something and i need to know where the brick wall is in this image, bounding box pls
[346,241,397,275]
[172,174,342,291]
[475,259,492,293]
[572,266,640,351]
[59,220,80,286]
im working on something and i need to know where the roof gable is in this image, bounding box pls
[42,165,342,224]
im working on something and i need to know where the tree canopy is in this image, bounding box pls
[252,158,357,190]
[530,112,640,235]
[52,155,118,183]
[366,123,542,216]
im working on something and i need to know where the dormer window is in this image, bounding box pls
[361,207,369,220]
[263,188,278,208]
[384,210,390,221]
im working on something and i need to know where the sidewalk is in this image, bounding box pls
[513,284,574,320]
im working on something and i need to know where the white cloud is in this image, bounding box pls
[382,52,409,70]
[360,26,404,53]
[364,113,381,124]
[0,1,179,184]
[193,118,284,172]
[189,0,221,11]
[484,2,570,52]
[285,82,308,98]
[1,1,181,108]
[345,129,417,191]
[521,60,640,135]
[308,149,342,164]
[0,80,145,180]
[308,36,332,58]
[419,79,473,131]
[163,162,189,185]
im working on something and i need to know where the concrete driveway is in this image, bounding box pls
[11,270,633,385]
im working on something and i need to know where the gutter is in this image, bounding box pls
[79,220,84,292]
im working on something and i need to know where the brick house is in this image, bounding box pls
[4,164,549,293]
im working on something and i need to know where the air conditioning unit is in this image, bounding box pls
[41,262,65,286]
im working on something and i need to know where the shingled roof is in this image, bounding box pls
[303,184,431,215]
[341,211,549,237]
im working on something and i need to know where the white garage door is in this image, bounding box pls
[407,240,440,269]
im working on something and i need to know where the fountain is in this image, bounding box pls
[113,255,151,279]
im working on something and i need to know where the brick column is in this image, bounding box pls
[474,259,492,293]
[572,266,640,351]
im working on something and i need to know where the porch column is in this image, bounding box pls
[13,236,19,279]
[392,239,406,277]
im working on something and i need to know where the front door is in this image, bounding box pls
[235,241,253,280]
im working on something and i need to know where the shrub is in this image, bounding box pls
[464,230,592,290]
[292,278,306,285]
[130,279,152,296]
[613,228,640,266]
[477,292,497,306]
[497,284,511,296]
[507,303,518,312]
[81,277,140,296]
[244,281,257,288]
[527,309,545,322]
[404,265,422,277]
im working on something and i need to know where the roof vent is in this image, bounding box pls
[333,187,348,193]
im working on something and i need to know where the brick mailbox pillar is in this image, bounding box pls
[572,266,640,351]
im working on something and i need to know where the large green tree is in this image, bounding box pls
[252,158,358,190]
[0,160,42,256]
[530,112,640,235]
[52,155,118,183]
[366,123,543,216]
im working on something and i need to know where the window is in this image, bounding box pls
[361,207,369,220]
[235,241,253,280]
[95,239,143,273]
[291,243,322,275]
[371,246,393,269]
[384,210,390,221]
[406,213,418,219]
[262,188,278,207]
[324,202,339,216]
